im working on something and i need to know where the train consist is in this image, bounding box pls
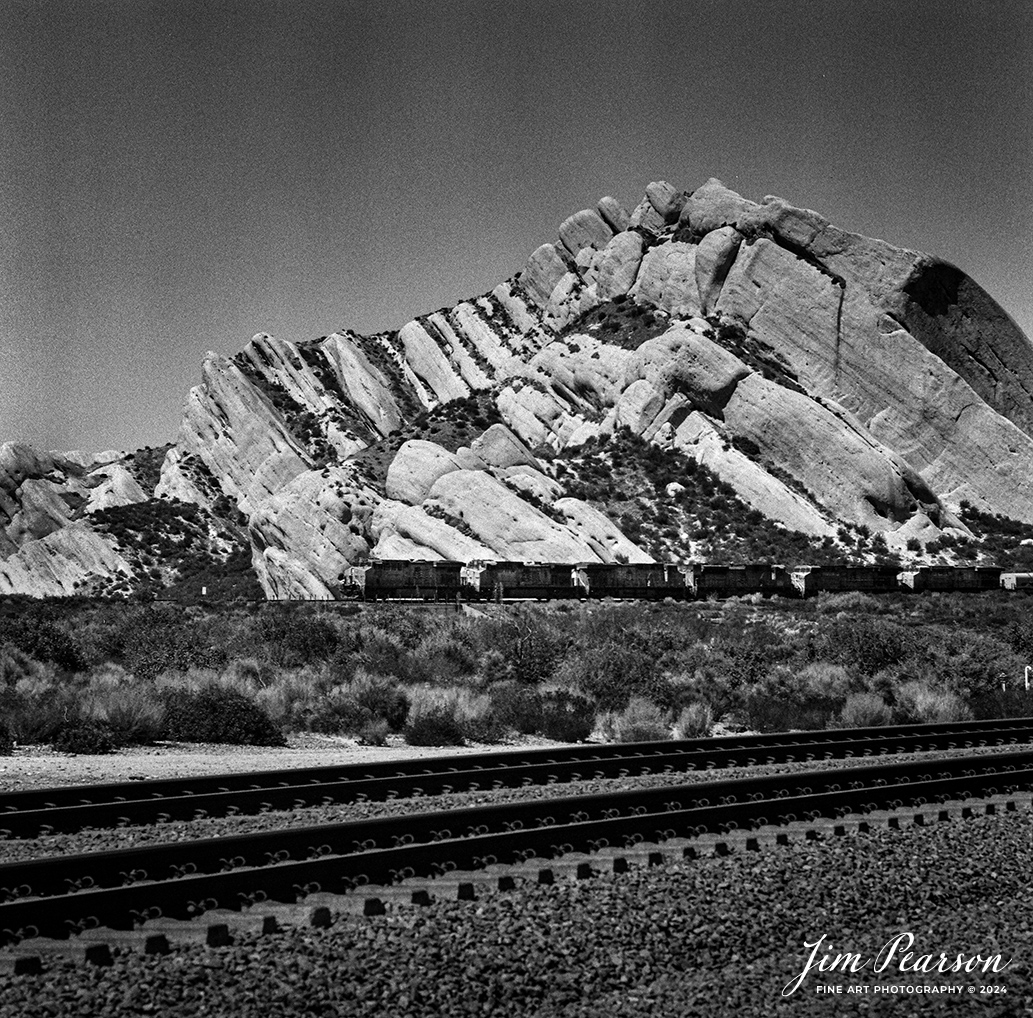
[338,560,1026,602]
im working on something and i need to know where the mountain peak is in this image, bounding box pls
[3,178,1033,598]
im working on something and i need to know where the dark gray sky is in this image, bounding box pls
[3,0,1031,454]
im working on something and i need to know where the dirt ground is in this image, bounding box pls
[0,733,563,793]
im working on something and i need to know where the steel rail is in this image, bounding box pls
[2,718,1030,838]
[2,748,1030,907]
[2,758,1032,946]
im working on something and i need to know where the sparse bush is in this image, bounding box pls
[552,646,653,711]
[54,719,118,755]
[838,692,893,728]
[346,669,409,730]
[815,591,880,615]
[969,684,1033,720]
[413,629,478,684]
[0,645,49,687]
[613,696,670,743]
[308,688,374,735]
[222,658,268,691]
[742,666,842,733]
[594,711,620,742]
[894,681,973,725]
[357,717,389,746]
[161,686,285,746]
[477,649,515,685]
[5,682,81,745]
[253,670,327,730]
[539,688,596,742]
[674,702,714,739]
[83,680,166,745]
[489,680,542,735]
[819,616,907,675]
[403,688,467,747]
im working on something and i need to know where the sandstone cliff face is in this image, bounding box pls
[3,177,1031,598]
[179,178,1033,595]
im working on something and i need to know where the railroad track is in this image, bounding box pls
[1,724,1032,968]
[2,717,1031,838]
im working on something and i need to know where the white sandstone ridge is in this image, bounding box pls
[3,176,1032,598]
[151,177,1033,596]
[0,442,145,596]
[247,423,650,599]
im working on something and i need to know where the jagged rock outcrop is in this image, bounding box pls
[0,525,132,597]
[3,175,1031,598]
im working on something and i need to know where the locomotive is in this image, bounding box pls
[338,560,1019,602]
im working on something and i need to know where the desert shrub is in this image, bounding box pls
[403,688,467,747]
[967,680,1033,720]
[815,591,881,615]
[817,616,907,675]
[741,686,798,734]
[307,689,374,736]
[82,677,166,745]
[477,649,515,685]
[674,702,714,739]
[5,681,81,744]
[551,646,654,711]
[798,662,853,702]
[613,696,670,743]
[221,658,269,691]
[489,680,543,735]
[594,711,620,742]
[346,669,409,730]
[53,719,118,755]
[356,627,410,680]
[117,607,231,679]
[456,691,506,743]
[0,618,82,672]
[906,628,1024,702]
[161,686,285,746]
[539,688,596,742]
[261,613,339,668]
[253,670,327,730]
[742,665,844,733]
[665,658,745,721]
[414,629,478,684]
[838,692,893,728]
[357,717,389,746]
[0,645,49,687]
[894,681,973,725]
[500,615,568,685]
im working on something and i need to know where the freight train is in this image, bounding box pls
[337,560,1028,602]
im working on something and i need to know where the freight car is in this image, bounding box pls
[691,564,789,598]
[899,566,1003,592]
[1002,573,1033,591]
[790,565,901,597]
[475,562,584,600]
[337,559,1027,603]
[579,562,691,600]
[342,560,465,601]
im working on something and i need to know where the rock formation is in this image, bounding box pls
[3,177,1032,597]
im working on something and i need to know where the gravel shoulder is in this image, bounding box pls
[0,734,565,793]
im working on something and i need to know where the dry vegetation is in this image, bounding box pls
[2,592,1032,755]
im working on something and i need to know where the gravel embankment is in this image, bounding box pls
[1,810,1030,1017]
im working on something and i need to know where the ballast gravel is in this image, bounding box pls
[1,810,1030,1017]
